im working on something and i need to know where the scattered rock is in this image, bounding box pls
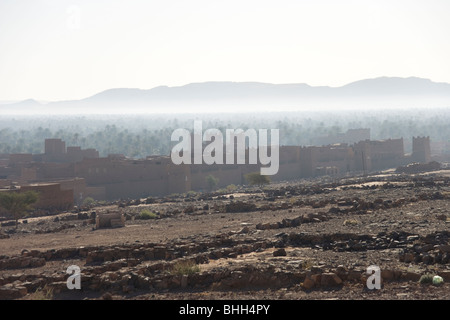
[437,245,450,254]
[96,212,125,229]
[1,221,16,227]
[273,248,287,257]
[0,285,28,300]
[302,277,315,290]
[320,273,342,287]
[381,270,395,281]
[238,226,250,234]
[101,292,113,300]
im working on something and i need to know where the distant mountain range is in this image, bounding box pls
[2,77,450,114]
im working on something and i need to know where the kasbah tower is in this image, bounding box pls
[412,136,431,164]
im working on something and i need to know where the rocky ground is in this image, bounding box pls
[0,169,449,301]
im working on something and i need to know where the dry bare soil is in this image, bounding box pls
[1,170,450,301]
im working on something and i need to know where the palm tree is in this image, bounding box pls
[244,172,270,186]
[0,191,39,228]
[205,175,219,191]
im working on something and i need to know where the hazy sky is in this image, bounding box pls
[1,0,450,102]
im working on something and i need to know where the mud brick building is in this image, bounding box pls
[313,128,371,146]
[0,133,434,205]
[353,138,407,173]
[0,182,74,217]
[412,136,431,164]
